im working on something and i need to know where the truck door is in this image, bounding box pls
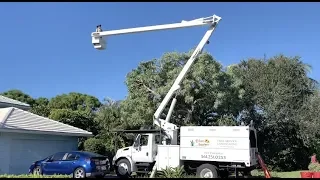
[132,134,153,163]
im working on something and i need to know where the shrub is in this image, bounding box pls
[0,174,71,178]
[308,163,320,172]
[84,138,106,155]
[156,166,187,178]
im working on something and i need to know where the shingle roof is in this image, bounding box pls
[0,107,92,137]
[0,95,31,109]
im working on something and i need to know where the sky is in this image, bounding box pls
[0,2,319,102]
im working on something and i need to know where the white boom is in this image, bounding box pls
[91,15,222,143]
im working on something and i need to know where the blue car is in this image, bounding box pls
[29,151,110,178]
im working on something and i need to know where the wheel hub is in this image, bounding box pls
[200,168,214,178]
[118,162,129,175]
[33,167,41,175]
[75,169,84,178]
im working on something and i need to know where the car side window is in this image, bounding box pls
[65,153,79,161]
[51,152,67,161]
[45,155,53,161]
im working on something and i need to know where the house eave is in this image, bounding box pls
[0,102,31,111]
[0,128,93,137]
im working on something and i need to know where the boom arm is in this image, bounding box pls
[92,15,221,51]
[153,19,221,122]
[91,15,222,139]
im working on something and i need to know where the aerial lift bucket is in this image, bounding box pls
[256,152,271,178]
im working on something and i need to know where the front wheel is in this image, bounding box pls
[32,166,42,175]
[196,164,219,178]
[116,159,131,178]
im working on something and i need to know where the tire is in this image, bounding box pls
[116,158,131,178]
[196,164,219,178]
[32,166,42,175]
[242,170,252,178]
[73,167,86,178]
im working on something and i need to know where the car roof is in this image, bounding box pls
[54,151,105,157]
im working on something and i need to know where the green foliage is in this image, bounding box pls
[30,97,51,117]
[84,138,106,155]
[216,114,238,126]
[156,166,187,178]
[0,174,71,178]
[47,92,102,141]
[93,98,131,158]
[229,55,317,171]
[48,92,101,112]
[1,50,319,173]
[49,108,98,135]
[308,163,318,171]
[121,51,241,128]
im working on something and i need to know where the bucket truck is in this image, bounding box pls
[91,15,259,178]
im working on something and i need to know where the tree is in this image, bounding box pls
[49,109,98,134]
[296,90,320,151]
[84,138,106,155]
[121,50,243,129]
[230,55,317,171]
[94,98,128,157]
[47,92,102,133]
[1,89,35,106]
[48,92,101,112]
[47,92,102,149]
[30,97,51,117]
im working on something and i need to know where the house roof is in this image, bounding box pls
[0,107,93,137]
[0,95,31,110]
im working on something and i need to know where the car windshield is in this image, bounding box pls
[80,151,105,158]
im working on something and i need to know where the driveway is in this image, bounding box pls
[104,173,119,178]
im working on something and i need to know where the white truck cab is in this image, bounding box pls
[112,130,163,177]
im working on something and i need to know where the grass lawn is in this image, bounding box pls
[251,170,302,178]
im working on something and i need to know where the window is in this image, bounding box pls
[155,134,161,144]
[140,135,149,146]
[65,153,79,161]
[51,152,67,161]
[44,155,53,161]
[249,130,257,148]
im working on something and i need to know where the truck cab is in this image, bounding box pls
[112,130,162,177]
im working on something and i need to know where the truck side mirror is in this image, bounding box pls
[133,142,139,148]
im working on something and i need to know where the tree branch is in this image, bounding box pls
[134,79,161,98]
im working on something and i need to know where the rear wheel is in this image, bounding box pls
[73,167,86,178]
[242,170,252,178]
[196,164,219,178]
[116,158,131,178]
[32,166,42,175]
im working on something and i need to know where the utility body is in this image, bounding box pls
[91,14,259,178]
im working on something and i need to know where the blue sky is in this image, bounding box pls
[0,2,319,101]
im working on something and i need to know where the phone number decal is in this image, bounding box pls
[201,154,226,160]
